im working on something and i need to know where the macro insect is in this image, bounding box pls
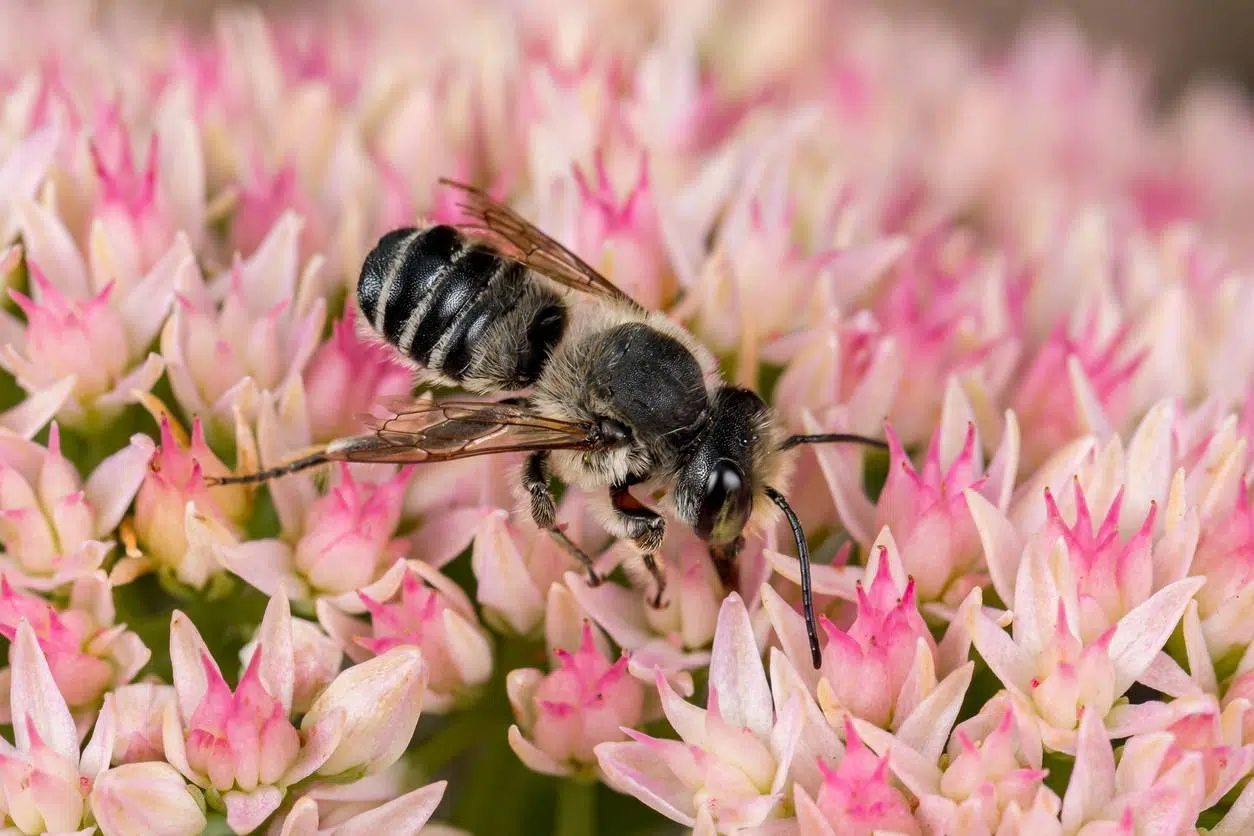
[210,178,886,668]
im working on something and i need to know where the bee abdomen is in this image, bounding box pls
[357,224,568,391]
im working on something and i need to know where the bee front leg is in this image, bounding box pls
[523,451,601,586]
[610,481,667,608]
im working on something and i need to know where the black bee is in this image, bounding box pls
[211,179,885,668]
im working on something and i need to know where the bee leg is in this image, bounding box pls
[708,536,745,592]
[524,450,601,586]
[610,481,667,607]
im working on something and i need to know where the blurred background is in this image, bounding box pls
[127,0,1254,104]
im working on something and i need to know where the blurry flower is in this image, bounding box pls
[301,311,411,443]
[596,592,805,830]
[87,105,203,284]
[0,125,57,245]
[90,761,207,836]
[275,780,447,836]
[160,212,326,436]
[0,423,153,589]
[0,575,149,726]
[317,560,492,713]
[109,683,175,765]
[241,615,342,716]
[0,620,116,834]
[1009,318,1145,471]
[1190,485,1254,662]
[163,591,345,833]
[216,463,413,606]
[507,622,644,778]
[131,412,247,591]
[300,645,427,779]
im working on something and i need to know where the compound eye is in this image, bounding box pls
[695,459,752,544]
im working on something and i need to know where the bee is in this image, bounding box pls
[209,179,885,668]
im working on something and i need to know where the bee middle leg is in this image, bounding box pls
[523,450,601,586]
[610,481,667,608]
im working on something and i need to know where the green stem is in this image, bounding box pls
[555,778,596,836]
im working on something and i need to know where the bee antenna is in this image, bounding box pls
[778,432,887,452]
[204,452,331,487]
[764,486,822,669]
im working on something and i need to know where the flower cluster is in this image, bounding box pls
[3,0,1254,833]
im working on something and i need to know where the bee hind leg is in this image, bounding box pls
[523,450,601,586]
[610,481,667,608]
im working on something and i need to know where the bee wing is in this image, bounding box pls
[341,399,603,463]
[439,177,648,313]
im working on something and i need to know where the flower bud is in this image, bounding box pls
[302,645,427,778]
[91,762,207,836]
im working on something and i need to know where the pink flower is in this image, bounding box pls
[915,698,1053,834]
[216,463,413,606]
[793,720,921,836]
[317,561,492,713]
[564,531,726,696]
[1009,318,1145,470]
[160,213,326,436]
[1039,483,1157,643]
[814,552,935,728]
[90,761,208,836]
[0,620,117,834]
[818,385,1019,610]
[301,311,411,443]
[109,683,175,765]
[470,509,590,636]
[86,108,187,284]
[162,591,346,833]
[1,263,167,429]
[131,413,248,591]
[0,576,149,726]
[970,535,1202,752]
[1057,708,1206,835]
[596,593,815,830]
[507,622,644,778]
[0,422,152,588]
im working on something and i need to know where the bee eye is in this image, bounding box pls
[695,459,752,545]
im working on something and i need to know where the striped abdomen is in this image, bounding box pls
[357,225,567,391]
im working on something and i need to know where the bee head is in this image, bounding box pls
[676,386,780,545]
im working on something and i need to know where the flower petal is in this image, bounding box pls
[224,786,285,834]
[85,435,156,536]
[10,619,76,760]
[256,589,295,716]
[709,592,772,737]
[1108,576,1204,695]
[335,780,448,836]
[507,725,571,777]
[1060,705,1115,832]
[595,741,698,827]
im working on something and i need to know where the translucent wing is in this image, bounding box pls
[438,177,647,313]
[337,399,604,464]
